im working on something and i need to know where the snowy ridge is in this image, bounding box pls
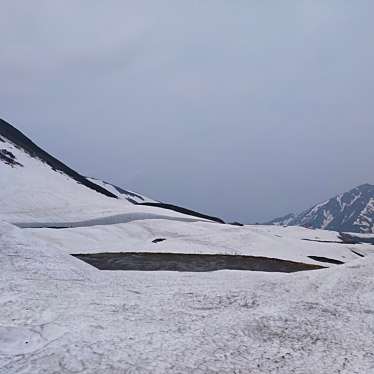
[0,118,117,198]
[266,184,374,233]
[87,177,157,204]
[0,119,217,224]
[0,132,157,223]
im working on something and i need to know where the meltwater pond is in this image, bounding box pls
[72,252,325,273]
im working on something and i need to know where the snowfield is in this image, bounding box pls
[1,121,374,373]
[1,222,374,373]
[25,222,372,267]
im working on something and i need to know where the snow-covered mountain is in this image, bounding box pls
[266,184,374,233]
[0,118,223,223]
[2,117,374,372]
[0,118,147,222]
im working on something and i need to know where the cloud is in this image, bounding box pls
[1,0,374,222]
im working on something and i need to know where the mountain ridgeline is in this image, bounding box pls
[0,118,118,199]
[0,118,224,224]
[1,118,371,231]
[266,184,374,233]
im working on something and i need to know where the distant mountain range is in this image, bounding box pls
[266,184,374,233]
[2,118,372,233]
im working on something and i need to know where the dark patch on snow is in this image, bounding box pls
[350,249,365,258]
[229,222,244,227]
[88,178,146,202]
[137,202,225,224]
[111,184,145,201]
[308,256,344,265]
[44,226,72,229]
[302,238,343,244]
[0,118,117,198]
[2,149,16,159]
[339,232,374,245]
[152,238,167,244]
[72,252,325,273]
[0,149,23,167]
[126,198,139,204]
[338,233,361,244]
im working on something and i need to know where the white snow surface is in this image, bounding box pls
[1,222,374,373]
[355,197,374,232]
[26,223,373,266]
[321,210,334,229]
[2,133,374,372]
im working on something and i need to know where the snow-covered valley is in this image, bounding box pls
[1,223,374,373]
[1,119,374,373]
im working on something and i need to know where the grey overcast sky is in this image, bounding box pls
[1,1,374,223]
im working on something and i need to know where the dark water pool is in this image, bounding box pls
[72,252,324,273]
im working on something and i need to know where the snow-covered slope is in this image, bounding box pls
[0,119,133,221]
[266,184,374,233]
[0,119,117,198]
[2,222,374,373]
[0,119,216,224]
[2,118,374,372]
